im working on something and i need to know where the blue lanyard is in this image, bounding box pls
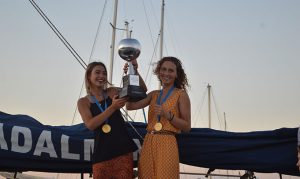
[156,85,175,121]
[92,95,108,124]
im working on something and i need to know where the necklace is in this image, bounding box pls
[91,91,111,133]
[154,85,175,131]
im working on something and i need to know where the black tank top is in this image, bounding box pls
[90,97,137,164]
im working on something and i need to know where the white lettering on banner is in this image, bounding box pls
[61,134,80,160]
[0,123,133,162]
[33,130,58,158]
[0,123,8,150]
[84,139,94,161]
[11,126,32,153]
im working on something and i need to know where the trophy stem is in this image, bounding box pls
[128,61,135,75]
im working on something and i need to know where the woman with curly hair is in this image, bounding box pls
[126,56,191,179]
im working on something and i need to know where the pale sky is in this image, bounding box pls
[1,0,299,131]
[0,0,300,178]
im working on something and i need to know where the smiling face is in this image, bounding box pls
[154,56,189,90]
[85,62,108,94]
[159,61,177,87]
[89,65,107,88]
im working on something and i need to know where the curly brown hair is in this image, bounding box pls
[154,56,189,91]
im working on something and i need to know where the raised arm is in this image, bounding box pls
[136,70,147,92]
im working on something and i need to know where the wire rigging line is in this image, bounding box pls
[88,0,108,62]
[131,35,158,124]
[148,0,160,29]
[71,80,85,125]
[119,0,162,123]
[141,0,161,87]
[28,0,146,142]
[142,0,156,49]
[193,85,225,130]
[193,87,208,127]
[28,0,87,69]
[211,88,224,130]
[145,35,160,86]
[121,108,144,141]
[164,11,180,58]
[71,0,108,125]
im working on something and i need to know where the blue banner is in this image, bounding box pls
[0,112,299,176]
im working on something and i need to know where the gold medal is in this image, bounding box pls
[102,124,111,133]
[154,122,163,131]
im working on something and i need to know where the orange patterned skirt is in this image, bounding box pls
[138,133,179,179]
[92,152,133,179]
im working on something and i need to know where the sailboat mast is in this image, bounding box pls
[108,0,119,83]
[208,83,211,128]
[207,83,212,179]
[224,112,227,131]
[158,0,165,89]
[159,0,165,60]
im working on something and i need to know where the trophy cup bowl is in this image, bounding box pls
[118,38,141,62]
[118,38,146,102]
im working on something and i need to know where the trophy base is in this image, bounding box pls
[118,85,147,102]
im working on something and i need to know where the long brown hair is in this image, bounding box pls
[154,56,189,91]
[85,61,109,95]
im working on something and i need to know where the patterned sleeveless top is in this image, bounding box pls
[146,88,183,133]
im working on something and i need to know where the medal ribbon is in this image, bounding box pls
[156,85,175,122]
[92,95,108,124]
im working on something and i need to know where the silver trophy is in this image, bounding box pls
[118,38,146,101]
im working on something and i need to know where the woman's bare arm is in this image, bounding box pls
[169,91,191,132]
[126,91,155,110]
